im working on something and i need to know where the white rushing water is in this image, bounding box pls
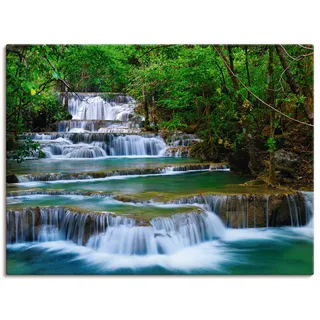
[6,192,313,254]
[6,212,313,274]
[68,93,136,121]
[33,133,167,158]
[7,206,224,255]
[301,191,314,226]
[27,93,202,158]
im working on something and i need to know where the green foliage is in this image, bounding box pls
[7,137,45,163]
[161,114,187,132]
[6,44,313,172]
[266,137,277,153]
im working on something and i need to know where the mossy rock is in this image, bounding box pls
[6,172,19,183]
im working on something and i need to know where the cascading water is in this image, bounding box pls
[26,92,171,158]
[7,192,313,251]
[7,90,314,274]
[30,132,167,158]
[301,191,314,226]
[109,134,166,156]
[7,207,225,255]
[167,134,202,147]
[58,120,142,133]
[173,193,311,229]
[87,211,225,255]
[67,93,136,121]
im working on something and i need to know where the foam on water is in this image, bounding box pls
[7,239,230,273]
[7,222,313,274]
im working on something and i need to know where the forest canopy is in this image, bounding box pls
[6,44,314,187]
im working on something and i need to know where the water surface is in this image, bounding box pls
[6,226,313,275]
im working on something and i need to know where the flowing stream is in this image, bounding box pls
[6,93,314,275]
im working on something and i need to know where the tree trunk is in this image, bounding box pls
[142,87,150,129]
[63,82,69,110]
[214,45,242,108]
[275,45,313,120]
[275,45,300,95]
[267,46,276,185]
[214,45,257,174]
[245,46,251,99]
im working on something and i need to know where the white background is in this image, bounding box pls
[0,1,318,320]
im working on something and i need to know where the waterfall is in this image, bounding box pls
[286,194,301,227]
[67,93,135,121]
[58,121,92,133]
[27,93,169,159]
[87,225,158,255]
[109,135,167,156]
[27,131,207,158]
[150,211,225,254]
[30,133,167,158]
[6,192,313,255]
[6,207,225,255]
[173,193,309,228]
[265,196,269,229]
[7,207,125,245]
[301,191,314,226]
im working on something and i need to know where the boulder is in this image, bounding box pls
[6,172,19,183]
[275,149,299,169]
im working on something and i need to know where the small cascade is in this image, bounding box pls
[6,207,224,255]
[265,195,269,229]
[150,211,225,254]
[167,134,201,147]
[28,132,167,158]
[6,207,125,245]
[67,93,136,121]
[6,192,313,255]
[109,134,167,156]
[301,191,314,226]
[27,105,208,159]
[88,211,225,256]
[21,93,172,159]
[172,193,308,228]
[58,121,92,133]
[286,194,301,227]
[98,127,141,134]
[58,120,142,133]
[41,140,107,159]
[87,225,158,255]
[165,146,191,157]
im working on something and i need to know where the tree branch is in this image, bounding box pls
[213,46,313,127]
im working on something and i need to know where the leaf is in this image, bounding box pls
[52,72,60,79]
[21,81,35,91]
[30,89,36,96]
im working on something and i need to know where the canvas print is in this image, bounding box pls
[6,44,313,275]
